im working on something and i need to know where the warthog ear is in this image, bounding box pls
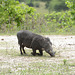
[46,37,52,45]
[46,37,50,41]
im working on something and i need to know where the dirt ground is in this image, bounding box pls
[0,35,75,54]
[0,35,75,74]
[0,35,75,58]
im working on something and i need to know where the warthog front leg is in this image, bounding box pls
[20,46,23,55]
[20,45,26,55]
[31,49,36,56]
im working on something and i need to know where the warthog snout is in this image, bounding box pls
[50,51,56,57]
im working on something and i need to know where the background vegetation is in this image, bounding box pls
[0,0,75,34]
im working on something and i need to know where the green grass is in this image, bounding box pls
[0,24,75,35]
[0,48,75,75]
[0,61,73,75]
[0,38,75,75]
[0,27,75,35]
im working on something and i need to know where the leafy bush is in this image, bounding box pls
[44,11,73,31]
[66,0,75,20]
[0,0,75,34]
[0,0,35,31]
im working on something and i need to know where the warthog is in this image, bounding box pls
[17,30,55,57]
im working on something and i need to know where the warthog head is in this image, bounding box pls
[43,37,56,57]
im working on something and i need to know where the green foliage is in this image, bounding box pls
[0,0,75,34]
[65,0,75,20]
[0,0,35,28]
[63,59,67,65]
[44,11,73,32]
